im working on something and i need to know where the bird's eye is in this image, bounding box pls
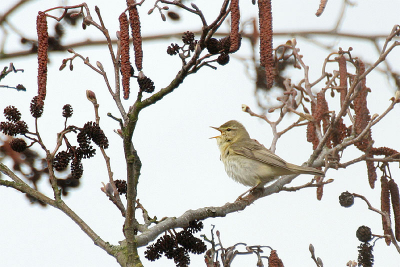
[226,128,231,131]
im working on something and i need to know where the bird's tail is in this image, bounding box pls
[286,163,325,176]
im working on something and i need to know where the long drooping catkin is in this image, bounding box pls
[388,179,400,241]
[338,54,348,107]
[119,13,131,99]
[381,176,392,245]
[229,0,240,53]
[37,12,48,101]
[258,0,274,89]
[127,0,143,71]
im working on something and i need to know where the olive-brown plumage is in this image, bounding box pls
[211,120,324,189]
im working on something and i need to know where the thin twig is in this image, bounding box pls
[353,193,400,253]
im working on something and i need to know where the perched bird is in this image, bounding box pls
[211,120,324,198]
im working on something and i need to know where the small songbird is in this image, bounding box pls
[211,120,324,198]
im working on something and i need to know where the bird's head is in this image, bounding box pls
[210,120,250,148]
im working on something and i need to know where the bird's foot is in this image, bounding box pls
[235,187,263,202]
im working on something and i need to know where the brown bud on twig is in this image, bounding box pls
[101,182,114,196]
[167,11,180,21]
[59,62,67,71]
[160,13,166,22]
[309,243,315,255]
[229,0,240,53]
[381,176,392,245]
[36,11,48,101]
[241,104,250,112]
[127,0,143,71]
[388,179,400,241]
[258,0,274,89]
[86,90,97,105]
[395,90,400,102]
[96,61,104,72]
[119,12,131,100]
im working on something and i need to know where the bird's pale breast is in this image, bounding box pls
[222,153,279,187]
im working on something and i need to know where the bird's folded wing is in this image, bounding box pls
[230,140,291,170]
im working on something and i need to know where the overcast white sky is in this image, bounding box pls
[1,0,400,266]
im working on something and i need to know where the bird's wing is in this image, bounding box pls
[230,139,291,170]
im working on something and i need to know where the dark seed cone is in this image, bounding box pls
[144,244,162,261]
[182,31,195,45]
[10,138,27,152]
[206,38,221,54]
[172,247,190,266]
[71,158,83,179]
[167,43,180,55]
[0,122,16,136]
[176,230,206,254]
[339,191,354,207]
[0,121,27,136]
[357,242,374,267]
[30,96,44,118]
[56,176,80,196]
[53,150,71,171]
[217,53,230,66]
[220,36,231,53]
[138,75,155,93]
[4,106,21,122]
[114,179,127,195]
[186,220,203,233]
[356,226,372,242]
[62,104,73,118]
[80,121,109,149]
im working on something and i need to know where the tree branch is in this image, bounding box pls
[0,162,118,257]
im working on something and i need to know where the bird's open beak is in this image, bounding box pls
[209,126,221,139]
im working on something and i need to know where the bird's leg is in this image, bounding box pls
[235,183,262,202]
[235,188,253,202]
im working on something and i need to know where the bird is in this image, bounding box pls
[210,120,324,199]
